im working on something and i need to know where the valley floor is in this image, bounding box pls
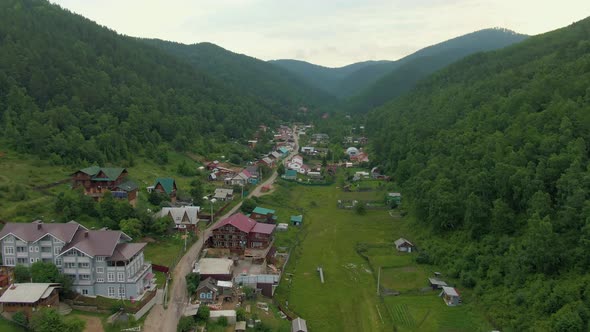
[265,181,492,332]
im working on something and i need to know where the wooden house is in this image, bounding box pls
[209,214,275,252]
[290,215,303,226]
[153,178,177,203]
[394,238,415,252]
[71,166,137,206]
[0,283,60,318]
[440,286,461,306]
[196,277,218,304]
[250,207,277,223]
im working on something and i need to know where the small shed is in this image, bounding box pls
[440,286,461,306]
[277,223,289,232]
[428,277,448,290]
[291,317,308,332]
[283,169,297,180]
[210,310,236,324]
[290,215,303,226]
[386,192,402,205]
[394,238,415,252]
[196,277,218,304]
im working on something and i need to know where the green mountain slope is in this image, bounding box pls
[272,29,526,100]
[0,0,281,164]
[142,40,334,109]
[348,28,528,112]
[367,17,590,330]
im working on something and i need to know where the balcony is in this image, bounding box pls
[16,252,28,258]
[128,262,152,282]
[75,280,93,286]
[63,257,77,263]
[40,241,52,247]
[41,252,53,259]
[63,268,77,274]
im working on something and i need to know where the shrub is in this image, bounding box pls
[12,311,28,327]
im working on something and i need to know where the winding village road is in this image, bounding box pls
[143,126,298,332]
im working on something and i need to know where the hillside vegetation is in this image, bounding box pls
[0,0,282,165]
[367,17,590,331]
[142,40,334,111]
[347,28,528,113]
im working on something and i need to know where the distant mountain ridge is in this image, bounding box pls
[142,40,334,110]
[270,28,528,101]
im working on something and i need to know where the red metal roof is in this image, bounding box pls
[213,213,257,233]
[251,223,276,235]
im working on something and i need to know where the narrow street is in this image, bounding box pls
[143,126,298,332]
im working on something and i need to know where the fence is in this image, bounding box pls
[152,264,169,273]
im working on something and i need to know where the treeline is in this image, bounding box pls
[0,0,282,165]
[367,17,590,330]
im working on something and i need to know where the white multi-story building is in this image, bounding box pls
[0,221,153,300]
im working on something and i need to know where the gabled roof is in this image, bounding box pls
[245,165,259,176]
[154,178,176,194]
[76,167,126,181]
[0,283,60,304]
[108,243,146,261]
[213,213,256,233]
[290,215,303,223]
[197,277,218,293]
[442,286,460,297]
[240,170,252,178]
[60,229,131,258]
[394,238,414,247]
[261,157,273,165]
[252,207,275,215]
[291,317,308,332]
[0,222,81,243]
[159,206,200,225]
[251,223,276,235]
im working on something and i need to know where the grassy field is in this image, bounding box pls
[0,318,26,332]
[263,178,492,332]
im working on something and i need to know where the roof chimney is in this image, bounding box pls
[84,231,89,238]
[37,223,42,230]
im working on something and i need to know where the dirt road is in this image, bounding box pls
[143,126,298,332]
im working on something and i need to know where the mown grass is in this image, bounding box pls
[263,176,491,332]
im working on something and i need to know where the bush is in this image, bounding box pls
[177,316,195,332]
[12,311,28,327]
[415,251,431,264]
[217,316,228,327]
[236,307,247,321]
[196,306,210,322]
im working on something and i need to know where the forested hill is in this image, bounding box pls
[271,29,526,100]
[367,17,590,330]
[0,0,282,164]
[142,40,334,110]
[347,28,528,113]
[268,59,397,98]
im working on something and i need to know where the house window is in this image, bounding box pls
[96,256,105,262]
[16,246,27,253]
[30,258,35,263]
[79,262,90,268]
[5,236,14,243]
[97,278,104,282]
[207,293,212,299]
[118,286,125,298]
[117,272,125,282]
[200,293,206,299]
[80,274,90,280]
[4,257,15,266]
[107,272,115,282]
[55,258,62,266]
[82,289,89,295]
[108,287,115,297]
[54,247,62,255]
[65,262,76,268]
[4,246,14,255]
[17,258,27,264]
[96,267,104,274]
[34,246,39,252]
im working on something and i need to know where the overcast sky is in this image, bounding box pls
[51,0,590,67]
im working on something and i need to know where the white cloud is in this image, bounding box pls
[51,0,590,67]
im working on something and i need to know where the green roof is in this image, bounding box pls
[77,166,126,181]
[290,215,303,222]
[285,169,297,177]
[154,178,176,194]
[279,147,289,154]
[252,207,275,215]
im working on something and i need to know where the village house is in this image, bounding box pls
[269,151,282,160]
[225,170,251,186]
[196,277,218,304]
[209,214,276,252]
[157,206,200,231]
[250,207,277,223]
[151,178,177,203]
[428,277,448,290]
[311,133,329,143]
[71,166,138,206]
[440,286,462,306]
[245,165,260,184]
[300,146,315,155]
[0,283,60,318]
[351,151,369,163]
[0,221,153,300]
[258,157,274,168]
[213,188,234,201]
[394,238,415,252]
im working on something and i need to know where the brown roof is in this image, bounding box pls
[0,221,81,243]
[61,229,131,257]
[108,243,147,261]
[251,223,275,235]
[213,213,257,233]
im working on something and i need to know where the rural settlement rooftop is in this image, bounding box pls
[196,258,233,275]
[252,207,276,215]
[442,286,460,297]
[0,283,60,304]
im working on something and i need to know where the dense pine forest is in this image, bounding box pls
[367,17,590,330]
[0,0,305,165]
